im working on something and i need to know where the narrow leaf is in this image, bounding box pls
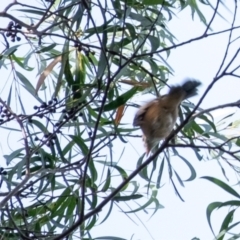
[202,176,240,199]
[102,87,138,112]
[36,55,62,94]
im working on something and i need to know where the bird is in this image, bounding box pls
[133,79,201,155]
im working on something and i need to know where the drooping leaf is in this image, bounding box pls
[36,56,62,94]
[206,202,222,235]
[113,194,143,201]
[202,176,240,199]
[101,87,139,112]
[217,209,235,240]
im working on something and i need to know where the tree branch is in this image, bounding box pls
[192,100,240,120]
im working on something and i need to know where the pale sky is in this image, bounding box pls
[0,1,240,240]
[94,2,240,240]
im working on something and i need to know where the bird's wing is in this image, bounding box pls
[133,100,157,126]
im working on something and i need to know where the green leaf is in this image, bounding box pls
[16,9,46,15]
[174,170,184,187]
[199,114,217,133]
[96,21,108,79]
[84,19,117,36]
[102,87,139,112]
[95,237,128,240]
[69,135,89,155]
[113,194,143,202]
[85,215,97,231]
[54,136,68,163]
[51,187,72,217]
[142,0,172,6]
[30,119,48,132]
[72,52,86,100]
[89,158,98,183]
[137,153,149,181]
[188,0,207,24]
[111,165,128,188]
[4,45,19,56]
[147,35,160,51]
[125,23,136,38]
[125,188,163,214]
[7,85,12,106]
[156,159,165,188]
[219,200,240,208]
[65,196,76,224]
[101,168,111,192]
[12,54,33,71]
[4,148,24,165]
[202,176,240,199]
[16,71,41,101]
[174,150,197,182]
[99,201,114,225]
[217,209,235,240]
[206,202,222,235]
[36,43,57,53]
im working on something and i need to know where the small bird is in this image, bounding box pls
[133,79,201,155]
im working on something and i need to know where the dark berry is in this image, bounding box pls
[40,102,47,108]
[78,45,82,52]
[15,24,22,29]
[8,21,14,28]
[6,32,12,37]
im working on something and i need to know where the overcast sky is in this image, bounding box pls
[0,1,240,240]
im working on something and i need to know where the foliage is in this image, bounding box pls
[0,0,239,239]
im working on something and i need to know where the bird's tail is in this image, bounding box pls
[163,79,201,107]
[180,79,201,99]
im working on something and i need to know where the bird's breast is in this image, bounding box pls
[151,113,175,140]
